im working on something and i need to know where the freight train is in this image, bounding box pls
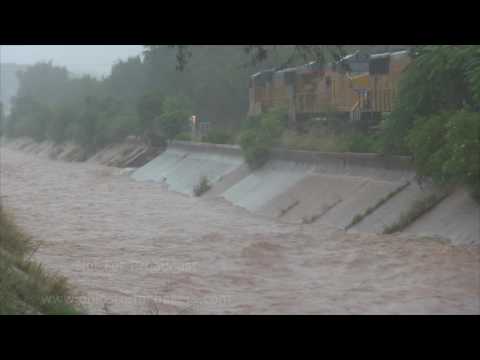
[248,50,412,126]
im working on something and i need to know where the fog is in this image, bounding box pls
[1,45,143,77]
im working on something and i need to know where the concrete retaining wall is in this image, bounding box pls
[404,189,480,245]
[350,182,437,234]
[131,141,244,195]
[130,141,479,245]
[2,136,157,166]
[5,138,477,245]
[222,160,311,212]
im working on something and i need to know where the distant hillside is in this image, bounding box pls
[1,63,28,114]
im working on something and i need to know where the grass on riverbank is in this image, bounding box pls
[0,207,82,315]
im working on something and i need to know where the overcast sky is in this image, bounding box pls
[1,45,144,77]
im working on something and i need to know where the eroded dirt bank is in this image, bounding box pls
[1,147,479,314]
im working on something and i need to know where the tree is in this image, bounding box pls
[382,45,480,155]
[143,45,349,71]
[137,92,164,140]
[16,62,70,108]
[380,45,480,201]
[105,56,147,104]
[156,97,191,140]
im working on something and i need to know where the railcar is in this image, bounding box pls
[248,50,411,126]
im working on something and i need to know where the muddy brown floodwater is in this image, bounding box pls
[1,147,479,314]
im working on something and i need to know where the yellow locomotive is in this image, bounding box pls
[248,50,411,125]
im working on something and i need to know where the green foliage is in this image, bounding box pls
[259,107,289,138]
[239,129,272,170]
[280,130,348,153]
[6,61,193,151]
[407,110,480,200]
[382,45,480,155]
[202,130,234,145]
[16,62,70,108]
[6,96,51,141]
[239,108,288,169]
[406,112,451,181]
[143,46,298,129]
[155,97,191,140]
[97,113,141,147]
[347,133,380,153]
[379,45,480,201]
[0,208,82,315]
[47,105,75,144]
[174,132,192,141]
[105,56,147,104]
[443,111,480,200]
[193,176,211,197]
[137,92,164,136]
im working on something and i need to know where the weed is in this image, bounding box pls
[193,176,211,197]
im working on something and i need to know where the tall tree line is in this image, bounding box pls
[5,45,299,148]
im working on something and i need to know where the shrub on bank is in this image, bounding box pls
[202,130,235,145]
[193,176,211,197]
[239,129,272,170]
[175,132,192,141]
[239,107,288,170]
[407,110,480,202]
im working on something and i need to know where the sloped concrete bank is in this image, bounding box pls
[3,147,478,314]
[2,136,162,168]
[404,189,480,245]
[132,141,243,194]
[132,141,479,245]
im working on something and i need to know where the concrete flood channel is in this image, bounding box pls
[133,141,479,246]
[1,140,479,314]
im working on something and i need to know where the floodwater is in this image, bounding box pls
[1,147,479,314]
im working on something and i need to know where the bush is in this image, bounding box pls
[381,45,480,155]
[347,133,380,153]
[377,46,480,202]
[407,110,480,201]
[193,176,211,197]
[47,106,75,144]
[238,107,288,169]
[175,132,192,141]
[280,129,351,153]
[443,110,480,200]
[406,112,451,182]
[96,113,141,147]
[155,97,191,141]
[239,129,272,169]
[203,130,234,145]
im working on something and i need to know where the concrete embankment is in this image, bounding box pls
[404,189,480,245]
[4,137,477,245]
[131,141,479,245]
[131,141,243,195]
[2,136,160,168]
